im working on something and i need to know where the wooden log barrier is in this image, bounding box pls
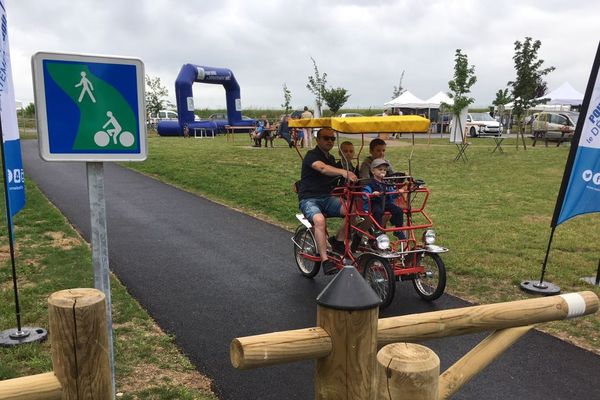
[48,288,112,400]
[378,291,598,345]
[0,372,62,400]
[231,292,598,370]
[376,343,440,400]
[313,267,382,399]
[230,327,332,369]
[315,306,379,399]
[438,325,534,400]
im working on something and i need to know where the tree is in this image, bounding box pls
[322,87,350,115]
[306,57,327,115]
[446,49,477,116]
[445,49,476,150]
[24,102,35,118]
[492,88,512,133]
[508,37,555,124]
[507,37,555,149]
[534,77,549,99]
[145,74,169,116]
[392,70,405,99]
[281,83,292,114]
[492,88,512,107]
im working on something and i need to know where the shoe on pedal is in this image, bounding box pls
[394,231,406,240]
[328,237,345,255]
[322,260,338,275]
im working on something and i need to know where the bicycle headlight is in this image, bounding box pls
[376,234,390,250]
[423,229,436,245]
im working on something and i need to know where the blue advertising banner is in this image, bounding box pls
[553,42,600,226]
[0,0,25,217]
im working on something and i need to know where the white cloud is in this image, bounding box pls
[6,0,600,110]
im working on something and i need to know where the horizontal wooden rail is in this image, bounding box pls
[231,292,598,370]
[378,291,597,345]
[0,372,62,400]
[230,327,331,370]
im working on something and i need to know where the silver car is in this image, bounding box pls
[531,111,578,138]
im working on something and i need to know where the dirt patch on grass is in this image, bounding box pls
[0,244,21,265]
[0,275,36,290]
[46,231,82,250]
[522,214,551,224]
[0,245,10,265]
[117,364,212,396]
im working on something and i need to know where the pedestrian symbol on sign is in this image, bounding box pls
[75,71,96,103]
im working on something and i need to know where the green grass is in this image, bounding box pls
[0,181,216,399]
[125,134,600,352]
[2,132,598,397]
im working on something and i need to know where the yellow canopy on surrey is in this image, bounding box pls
[288,115,430,133]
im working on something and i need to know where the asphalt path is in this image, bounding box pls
[22,140,599,399]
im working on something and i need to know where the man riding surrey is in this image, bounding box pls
[297,127,357,275]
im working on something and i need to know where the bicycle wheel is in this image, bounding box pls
[119,131,135,147]
[293,226,320,278]
[94,131,110,147]
[412,253,446,301]
[361,255,395,309]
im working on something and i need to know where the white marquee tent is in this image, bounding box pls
[536,82,583,105]
[503,82,583,110]
[384,90,454,109]
[384,91,429,109]
[424,91,453,108]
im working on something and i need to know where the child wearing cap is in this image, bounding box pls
[362,158,406,240]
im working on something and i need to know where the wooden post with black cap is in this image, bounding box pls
[314,265,381,399]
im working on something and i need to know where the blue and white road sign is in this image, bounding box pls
[32,52,147,161]
[0,0,25,216]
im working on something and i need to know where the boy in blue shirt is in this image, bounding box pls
[362,158,406,240]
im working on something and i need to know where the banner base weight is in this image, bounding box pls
[520,280,561,295]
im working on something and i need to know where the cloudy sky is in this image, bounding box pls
[6,0,600,111]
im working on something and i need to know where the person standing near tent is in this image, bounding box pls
[301,106,313,148]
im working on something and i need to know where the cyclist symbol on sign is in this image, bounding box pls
[94,111,135,148]
[75,71,96,103]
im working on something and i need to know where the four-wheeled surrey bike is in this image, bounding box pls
[290,116,448,308]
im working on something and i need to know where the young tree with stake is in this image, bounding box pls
[508,37,555,149]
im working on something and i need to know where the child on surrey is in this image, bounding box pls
[336,141,359,176]
[362,158,406,240]
[359,138,394,179]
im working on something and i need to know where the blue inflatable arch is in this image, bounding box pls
[157,64,250,136]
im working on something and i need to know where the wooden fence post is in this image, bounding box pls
[48,288,112,400]
[315,266,381,399]
[376,343,439,400]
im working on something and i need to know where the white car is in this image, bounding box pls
[466,112,502,137]
[338,113,362,118]
[148,110,178,127]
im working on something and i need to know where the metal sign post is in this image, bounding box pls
[32,52,147,397]
[86,161,114,395]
